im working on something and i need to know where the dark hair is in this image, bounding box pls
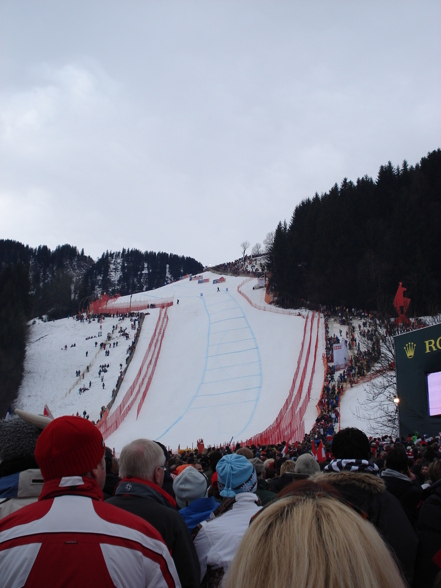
[428,460,441,483]
[208,450,222,469]
[104,447,114,472]
[154,441,169,464]
[331,428,370,460]
[385,446,408,473]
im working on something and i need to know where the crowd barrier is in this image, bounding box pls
[136,312,169,418]
[237,279,305,317]
[244,311,321,445]
[89,294,173,315]
[97,307,169,440]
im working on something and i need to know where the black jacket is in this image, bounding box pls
[380,470,422,527]
[314,470,418,585]
[414,478,441,588]
[268,472,309,494]
[107,480,200,588]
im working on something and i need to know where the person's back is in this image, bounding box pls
[0,410,50,519]
[173,466,217,532]
[414,460,441,588]
[0,416,180,588]
[193,454,261,587]
[380,445,422,527]
[106,438,200,588]
[320,427,418,585]
[223,480,407,588]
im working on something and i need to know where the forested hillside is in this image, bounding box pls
[0,263,31,415]
[0,242,204,409]
[0,241,204,319]
[268,149,441,316]
[79,249,204,305]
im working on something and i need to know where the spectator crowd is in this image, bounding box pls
[1,308,439,587]
[1,406,441,587]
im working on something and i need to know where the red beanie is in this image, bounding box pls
[35,416,105,481]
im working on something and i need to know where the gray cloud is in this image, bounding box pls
[1,1,440,265]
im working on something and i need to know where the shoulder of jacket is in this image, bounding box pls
[312,471,385,494]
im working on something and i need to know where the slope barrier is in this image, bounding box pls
[89,294,173,315]
[97,307,169,440]
[237,279,305,317]
[244,311,322,445]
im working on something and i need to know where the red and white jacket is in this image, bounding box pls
[0,476,181,588]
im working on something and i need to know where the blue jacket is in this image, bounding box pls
[179,496,218,531]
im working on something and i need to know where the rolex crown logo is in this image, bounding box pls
[404,342,416,359]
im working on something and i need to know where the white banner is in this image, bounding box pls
[333,342,349,369]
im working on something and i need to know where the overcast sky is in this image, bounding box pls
[1,1,440,267]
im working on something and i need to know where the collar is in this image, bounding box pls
[39,476,104,502]
[116,477,176,508]
[381,468,412,482]
[324,459,379,474]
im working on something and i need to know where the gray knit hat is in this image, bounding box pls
[248,457,264,478]
[294,453,320,476]
[173,466,208,508]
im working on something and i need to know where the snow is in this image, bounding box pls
[16,271,378,453]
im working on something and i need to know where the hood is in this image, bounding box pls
[312,470,386,495]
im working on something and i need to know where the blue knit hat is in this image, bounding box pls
[216,454,257,498]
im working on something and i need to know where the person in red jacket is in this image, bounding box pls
[0,416,180,588]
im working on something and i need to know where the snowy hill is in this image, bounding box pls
[17,272,372,452]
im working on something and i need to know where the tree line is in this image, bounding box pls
[0,241,204,320]
[267,149,441,316]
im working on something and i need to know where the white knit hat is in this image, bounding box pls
[173,466,208,508]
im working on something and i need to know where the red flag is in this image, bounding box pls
[43,405,54,419]
[317,441,326,463]
[311,441,317,459]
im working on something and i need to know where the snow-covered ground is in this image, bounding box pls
[17,272,378,452]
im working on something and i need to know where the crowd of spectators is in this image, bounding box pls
[2,410,441,587]
[1,308,440,586]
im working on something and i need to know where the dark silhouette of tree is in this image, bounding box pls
[268,149,441,315]
[0,263,31,415]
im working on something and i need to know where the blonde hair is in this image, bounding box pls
[280,460,296,475]
[224,492,406,588]
[119,439,164,481]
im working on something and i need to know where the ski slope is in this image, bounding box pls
[17,272,372,452]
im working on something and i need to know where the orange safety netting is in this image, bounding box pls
[89,294,173,315]
[244,311,322,445]
[97,306,169,440]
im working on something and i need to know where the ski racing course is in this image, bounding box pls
[103,273,326,450]
[17,272,326,452]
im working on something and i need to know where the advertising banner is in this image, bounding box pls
[333,342,349,369]
[395,323,441,437]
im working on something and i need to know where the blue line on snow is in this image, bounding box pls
[208,337,255,347]
[156,290,262,441]
[207,347,257,358]
[204,359,260,372]
[197,385,260,397]
[192,399,257,410]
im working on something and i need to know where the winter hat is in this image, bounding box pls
[236,447,254,459]
[35,416,105,481]
[175,464,192,476]
[248,457,264,479]
[294,453,320,476]
[216,454,257,498]
[173,466,208,508]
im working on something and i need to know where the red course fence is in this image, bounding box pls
[244,311,322,445]
[89,294,173,315]
[97,306,170,440]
